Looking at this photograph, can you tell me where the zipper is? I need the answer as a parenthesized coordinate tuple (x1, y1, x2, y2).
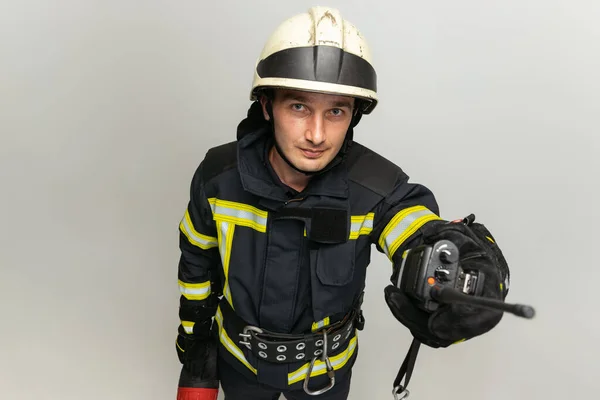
(284, 196, 305, 206)
(258, 213, 272, 326)
(288, 231, 307, 329)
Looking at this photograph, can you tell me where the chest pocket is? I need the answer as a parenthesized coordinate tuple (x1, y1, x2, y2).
(314, 240, 356, 287)
(309, 213, 374, 320)
(307, 209, 376, 320)
(310, 211, 374, 286)
(305, 207, 355, 286)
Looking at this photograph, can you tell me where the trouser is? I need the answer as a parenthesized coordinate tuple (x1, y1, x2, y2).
(218, 354, 353, 400)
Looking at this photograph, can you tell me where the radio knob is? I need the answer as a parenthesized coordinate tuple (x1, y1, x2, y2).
(439, 249, 458, 264)
(435, 268, 451, 282)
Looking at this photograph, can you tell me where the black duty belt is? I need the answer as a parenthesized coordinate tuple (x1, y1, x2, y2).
(219, 296, 365, 396)
(219, 298, 364, 365)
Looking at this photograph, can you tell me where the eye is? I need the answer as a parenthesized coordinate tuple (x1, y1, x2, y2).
(330, 108, 344, 117)
(291, 104, 305, 111)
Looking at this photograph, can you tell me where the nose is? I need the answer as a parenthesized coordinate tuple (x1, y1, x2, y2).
(305, 114, 325, 145)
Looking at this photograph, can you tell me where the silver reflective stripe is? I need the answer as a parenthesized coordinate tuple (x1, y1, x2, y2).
(380, 207, 439, 258)
(311, 318, 329, 332)
(178, 280, 211, 300)
(215, 308, 257, 374)
(181, 321, 194, 334)
(180, 210, 218, 249)
(224, 285, 232, 304)
(218, 221, 235, 308)
(288, 336, 358, 384)
(179, 281, 210, 296)
(209, 198, 268, 232)
(351, 217, 373, 232)
(350, 214, 374, 239)
(216, 207, 266, 226)
(314, 320, 327, 329)
(218, 221, 230, 265)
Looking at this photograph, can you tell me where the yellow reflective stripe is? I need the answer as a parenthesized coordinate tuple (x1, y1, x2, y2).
(181, 320, 195, 334)
(208, 198, 268, 233)
(378, 206, 442, 259)
(217, 221, 235, 309)
(215, 307, 257, 374)
(179, 209, 218, 250)
(178, 279, 211, 301)
(176, 338, 185, 352)
(288, 334, 358, 385)
(311, 317, 330, 332)
(349, 213, 374, 239)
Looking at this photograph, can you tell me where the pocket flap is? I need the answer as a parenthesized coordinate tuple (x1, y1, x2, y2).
(314, 240, 356, 287)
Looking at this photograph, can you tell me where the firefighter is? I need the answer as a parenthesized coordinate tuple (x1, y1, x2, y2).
(174, 6, 510, 400)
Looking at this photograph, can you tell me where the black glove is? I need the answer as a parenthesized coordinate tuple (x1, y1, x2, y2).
(176, 321, 219, 391)
(385, 214, 510, 348)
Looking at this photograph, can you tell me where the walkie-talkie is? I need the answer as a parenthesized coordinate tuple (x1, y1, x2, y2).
(395, 239, 535, 318)
(391, 236, 535, 400)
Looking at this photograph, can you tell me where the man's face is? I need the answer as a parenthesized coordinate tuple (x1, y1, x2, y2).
(260, 89, 355, 172)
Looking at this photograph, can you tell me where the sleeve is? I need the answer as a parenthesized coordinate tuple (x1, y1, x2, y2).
(370, 175, 443, 282)
(176, 162, 222, 340)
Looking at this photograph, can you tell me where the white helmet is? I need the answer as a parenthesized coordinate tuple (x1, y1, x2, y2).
(250, 6, 378, 114)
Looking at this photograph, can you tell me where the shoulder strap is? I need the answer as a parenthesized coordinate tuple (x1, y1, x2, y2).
(201, 141, 238, 184)
(346, 142, 409, 197)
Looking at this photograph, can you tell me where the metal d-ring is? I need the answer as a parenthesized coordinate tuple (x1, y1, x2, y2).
(238, 325, 263, 349)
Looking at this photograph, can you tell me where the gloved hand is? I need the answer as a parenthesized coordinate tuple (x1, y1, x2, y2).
(384, 214, 510, 348)
(176, 324, 219, 400)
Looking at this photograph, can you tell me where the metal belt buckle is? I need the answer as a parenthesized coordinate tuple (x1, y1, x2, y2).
(303, 331, 335, 396)
(238, 325, 263, 350)
(392, 386, 410, 400)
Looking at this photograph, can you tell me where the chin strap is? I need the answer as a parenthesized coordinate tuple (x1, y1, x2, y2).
(264, 100, 361, 177)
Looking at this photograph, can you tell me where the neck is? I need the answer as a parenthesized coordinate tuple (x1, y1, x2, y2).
(268, 145, 310, 193)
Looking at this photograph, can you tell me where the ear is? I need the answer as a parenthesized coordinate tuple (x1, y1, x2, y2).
(259, 95, 271, 121)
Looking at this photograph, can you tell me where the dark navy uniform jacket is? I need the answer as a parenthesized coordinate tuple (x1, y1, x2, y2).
(176, 104, 440, 390)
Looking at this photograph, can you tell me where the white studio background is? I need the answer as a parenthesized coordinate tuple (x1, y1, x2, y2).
(1, 1, 598, 399)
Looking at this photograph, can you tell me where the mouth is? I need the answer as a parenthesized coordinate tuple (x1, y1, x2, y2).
(300, 148, 325, 159)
